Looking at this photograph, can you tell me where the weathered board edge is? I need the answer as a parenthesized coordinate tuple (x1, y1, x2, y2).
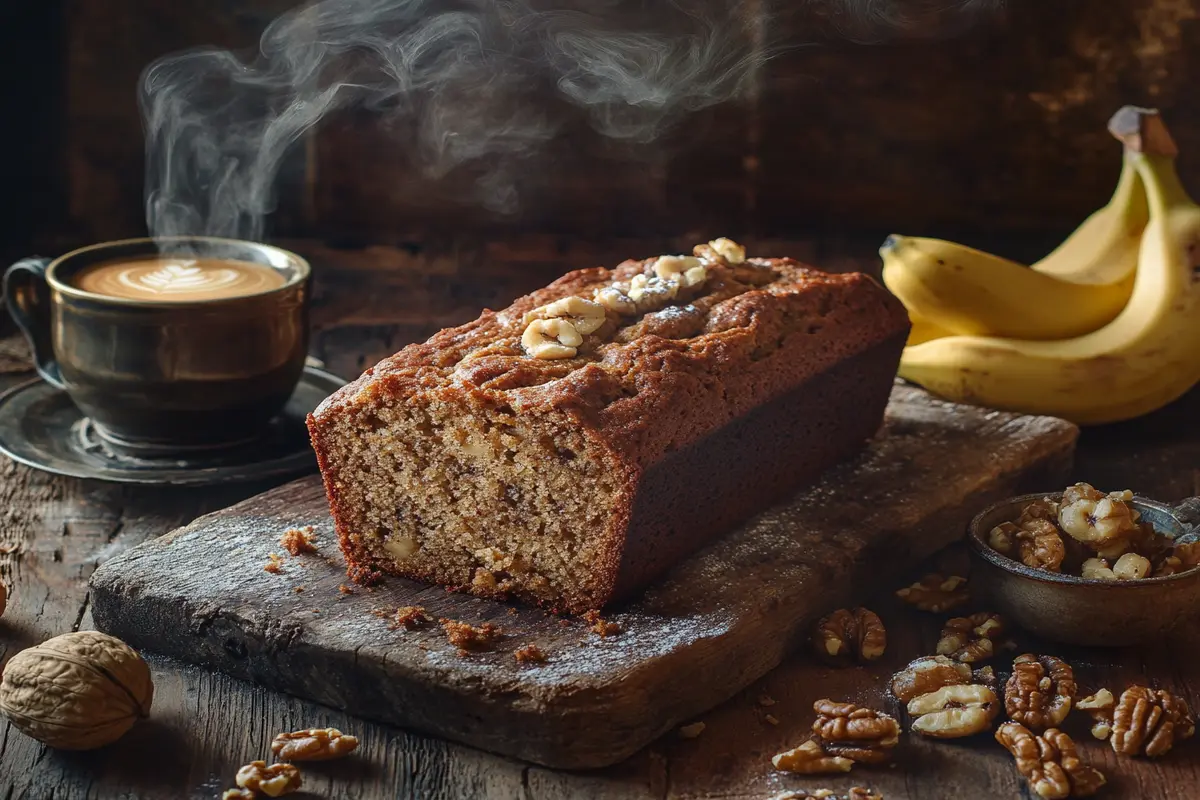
(90, 407, 1079, 768)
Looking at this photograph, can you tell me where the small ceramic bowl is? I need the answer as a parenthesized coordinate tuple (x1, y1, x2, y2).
(967, 492, 1200, 647)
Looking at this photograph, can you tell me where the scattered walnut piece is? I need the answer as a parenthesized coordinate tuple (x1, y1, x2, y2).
(391, 605, 432, 631)
(263, 553, 284, 574)
(583, 610, 621, 637)
(771, 739, 853, 774)
(271, 727, 359, 761)
(908, 684, 1000, 739)
(770, 789, 882, 800)
(813, 607, 886, 664)
(678, 721, 706, 739)
(1080, 558, 1117, 581)
(895, 573, 968, 612)
(996, 722, 1106, 799)
(279, 526, 317, 556)
(514, 644, 547, 664)
(440, 619, 501, 654)
(1111, 552, 1151, 580)
(222, 789, 256, 800)
(1016, 519, 1066, 572)
(936, 612, 1006, 663)
(1005, 654, 1076, 731)
(1076, 689, 1116, 740)
(764, 714, 780, 726)
(811, 699, 900, 765)
(759, 694, 777, 707)
(235, 761, 301, 797)
(1110, 685, 1196, 757)
(889, 655, 972, 703)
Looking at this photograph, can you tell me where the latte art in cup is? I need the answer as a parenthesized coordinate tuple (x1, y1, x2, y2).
(72, 256, 287, 302)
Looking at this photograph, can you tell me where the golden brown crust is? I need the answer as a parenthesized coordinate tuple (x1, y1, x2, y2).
(309, 249, 908, 611)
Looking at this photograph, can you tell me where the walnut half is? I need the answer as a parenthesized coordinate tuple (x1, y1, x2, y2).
(813, 608, 886, 664)
(996, 722, 1106, 799)
(771, 739, 853, 775)
(895, 573, 969, 612)
(937, 612, 1006, 663)
(1005, 654, 1077, 731)
(235, 761, 302, 798)
(271, 727, 359, 761)
(889, 655, 972, 703)
(908, 684, 1000, 738)
(811, 699, 900, 765)
(1110, 685, 1196, 757)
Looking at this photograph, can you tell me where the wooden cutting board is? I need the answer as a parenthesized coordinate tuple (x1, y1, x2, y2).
(90, 383, 1077, 770)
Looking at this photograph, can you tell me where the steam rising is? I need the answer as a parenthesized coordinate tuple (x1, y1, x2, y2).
(142, 0, 1002, 242)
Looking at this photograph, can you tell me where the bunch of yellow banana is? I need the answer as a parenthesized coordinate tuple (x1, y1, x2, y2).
(885, 106, 1200, 425)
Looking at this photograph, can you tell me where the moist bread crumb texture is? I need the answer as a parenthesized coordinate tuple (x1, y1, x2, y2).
(308, 241, 910, 613)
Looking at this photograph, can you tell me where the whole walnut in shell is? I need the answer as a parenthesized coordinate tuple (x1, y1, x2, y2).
(0, 631, 153, 750)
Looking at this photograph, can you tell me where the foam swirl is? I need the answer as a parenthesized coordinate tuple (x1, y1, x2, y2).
(73, 257, 286, 302)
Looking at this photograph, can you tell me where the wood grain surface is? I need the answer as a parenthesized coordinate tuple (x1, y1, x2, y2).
(88, 383, 1076, 769)
(7, 0, 1196, 255)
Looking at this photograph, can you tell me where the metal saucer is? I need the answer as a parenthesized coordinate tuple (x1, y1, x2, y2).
(0, 365, 345, 486)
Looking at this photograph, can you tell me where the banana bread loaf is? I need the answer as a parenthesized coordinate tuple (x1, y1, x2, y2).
(308, 239, 909, 613)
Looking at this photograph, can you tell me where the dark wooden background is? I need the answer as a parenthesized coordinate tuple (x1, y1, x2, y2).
(3, 0, 1200, 258)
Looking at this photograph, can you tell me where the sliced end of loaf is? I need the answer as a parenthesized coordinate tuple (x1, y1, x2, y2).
(310, 385, 630, 612)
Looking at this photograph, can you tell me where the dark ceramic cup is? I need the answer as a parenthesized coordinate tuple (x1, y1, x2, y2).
(3, 236, 310, 456)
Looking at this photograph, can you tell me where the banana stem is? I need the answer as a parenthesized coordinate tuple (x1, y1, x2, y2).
(1108, 106, 1178, 157)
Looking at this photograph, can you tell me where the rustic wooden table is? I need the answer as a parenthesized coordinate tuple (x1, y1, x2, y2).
(1, 238, 1199, 799)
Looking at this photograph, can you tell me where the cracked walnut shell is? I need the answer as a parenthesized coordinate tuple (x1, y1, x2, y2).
(889, 655, 972, 703)
(1004, 654, 1076, 731)
(1110, 685, 1195, 757)
(895, 573, 968, 612)
(908, 684, 1000, 738)
(0, 631, 153, 750)
(813, 608, 886, 664)
(936, 612, 1006, 663)
(771, 739, 853, 774)
(236, 761, 301, 797)
(271, 727, 359, 761)
(996, 722, 1106, 799)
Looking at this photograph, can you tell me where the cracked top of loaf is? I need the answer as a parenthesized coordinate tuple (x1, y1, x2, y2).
(313, 246, 909, 468)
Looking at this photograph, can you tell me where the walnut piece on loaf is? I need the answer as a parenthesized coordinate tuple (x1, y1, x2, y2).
(307, 239, 909, 614)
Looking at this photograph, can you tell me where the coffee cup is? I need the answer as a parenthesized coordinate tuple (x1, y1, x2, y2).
(3, 236, 310, 456)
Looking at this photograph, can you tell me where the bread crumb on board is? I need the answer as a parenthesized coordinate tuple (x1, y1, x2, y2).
(514, 644, 547, 663)
(392, 606, 433, 631)
(263, 553, 285, 574)
(441, 619, 501, 655)
(583, 610, 621, 637)
(678, 722, 706, 739)
(279, 526, 317, 556)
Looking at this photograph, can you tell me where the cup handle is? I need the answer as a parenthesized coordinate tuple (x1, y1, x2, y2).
(3, 257, 64, 389)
